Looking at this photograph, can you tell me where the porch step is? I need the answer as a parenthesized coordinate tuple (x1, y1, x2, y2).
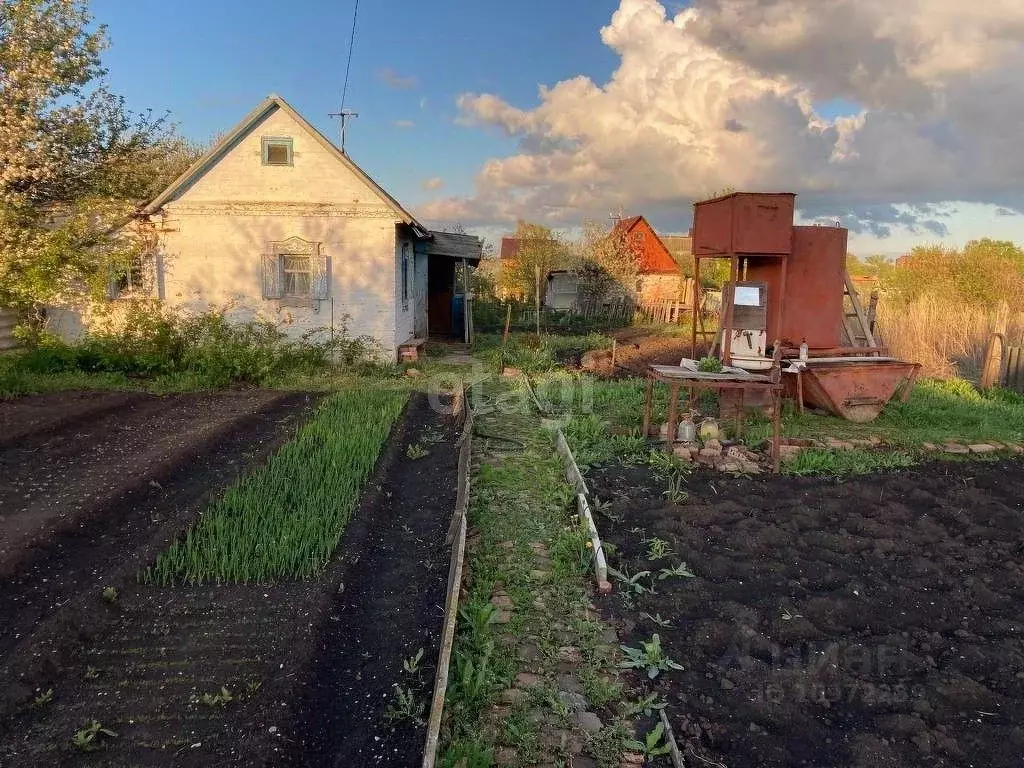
(398, 337, 427, 363)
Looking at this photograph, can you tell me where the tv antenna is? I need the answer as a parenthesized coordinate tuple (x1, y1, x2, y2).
(329, 109, 359, 153)
(331, 0, 361, 153)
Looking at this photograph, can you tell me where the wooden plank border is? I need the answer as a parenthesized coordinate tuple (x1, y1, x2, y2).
(423, 386, 473, 768)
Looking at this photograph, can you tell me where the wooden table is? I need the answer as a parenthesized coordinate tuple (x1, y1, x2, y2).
(641, 361, 784, 473)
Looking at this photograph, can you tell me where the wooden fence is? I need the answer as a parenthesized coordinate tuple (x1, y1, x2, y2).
(981, 332, 1024, 393)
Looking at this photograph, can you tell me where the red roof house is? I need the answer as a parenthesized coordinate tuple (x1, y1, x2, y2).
(613, 216, 679, 274)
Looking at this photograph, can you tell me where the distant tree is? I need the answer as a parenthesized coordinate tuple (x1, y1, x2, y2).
(572, 220, 639, 303)
(0, 0, 200, 309)
(496, 221, 571, 302)
(885, 240, 1024, 310)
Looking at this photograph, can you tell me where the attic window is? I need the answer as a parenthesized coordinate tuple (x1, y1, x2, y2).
(262, 137, 293, 166)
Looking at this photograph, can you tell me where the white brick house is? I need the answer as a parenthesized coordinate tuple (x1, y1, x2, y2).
(48, 94, 480, 360)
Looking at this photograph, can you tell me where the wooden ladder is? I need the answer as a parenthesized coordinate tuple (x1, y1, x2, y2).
(842, 272, 879, 350)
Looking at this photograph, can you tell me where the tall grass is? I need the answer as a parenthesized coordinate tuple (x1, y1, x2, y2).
(143, 389, 407, 585)
(877, 296, 1024, 380)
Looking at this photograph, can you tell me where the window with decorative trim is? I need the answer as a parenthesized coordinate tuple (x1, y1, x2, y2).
(106, 252, 154, 300)
(262, 237, 329, 305)
(401, 242, 410, 310)
(262, 136, 293, 166)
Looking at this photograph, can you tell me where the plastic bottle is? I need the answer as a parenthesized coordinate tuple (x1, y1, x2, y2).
(677, 413, 697, 443)
(799, 338, 809, 362)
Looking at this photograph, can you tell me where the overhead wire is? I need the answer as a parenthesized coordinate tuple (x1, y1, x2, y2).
(340, 0, 361, 113)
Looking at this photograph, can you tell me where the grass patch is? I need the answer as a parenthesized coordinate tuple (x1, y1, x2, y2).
(547, 374, 1023, 478)
(782, 448, 915, 477)
(142, 389, 407, 584)
(472, 332, 612, 373)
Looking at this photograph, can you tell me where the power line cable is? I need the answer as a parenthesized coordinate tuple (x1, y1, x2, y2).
(340, 0, 361, 113)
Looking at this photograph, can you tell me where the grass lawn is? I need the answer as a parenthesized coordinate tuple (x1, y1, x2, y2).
(529, 371, 1024, 477)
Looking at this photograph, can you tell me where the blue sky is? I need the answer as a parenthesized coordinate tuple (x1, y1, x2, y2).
(93, 0, 620, 204)
(92, 0, 1024, 257)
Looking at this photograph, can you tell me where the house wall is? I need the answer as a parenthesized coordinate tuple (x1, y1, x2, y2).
(156, 213, 398, 356)
(637, 274, 683, 302)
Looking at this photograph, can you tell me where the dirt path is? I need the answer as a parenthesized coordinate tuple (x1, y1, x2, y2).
(0, 391, 456, 767)
(582, 329, 712, 377)
(592, 458, 1024, 768)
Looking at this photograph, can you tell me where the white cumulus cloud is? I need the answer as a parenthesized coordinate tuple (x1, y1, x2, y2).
(422, 177, 445, 191)
(420, 0, 1024, 237)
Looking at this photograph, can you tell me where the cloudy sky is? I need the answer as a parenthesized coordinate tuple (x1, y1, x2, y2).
(96, 0, 1024, 255)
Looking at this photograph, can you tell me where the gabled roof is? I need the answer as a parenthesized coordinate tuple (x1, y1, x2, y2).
(612, 215, 678, 274)
(142, 94, 426, 234)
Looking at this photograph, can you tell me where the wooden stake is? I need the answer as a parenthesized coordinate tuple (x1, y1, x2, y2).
(534, 265, 541, 337)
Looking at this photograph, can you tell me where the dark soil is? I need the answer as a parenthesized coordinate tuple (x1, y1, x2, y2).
(581, 329, 712, 377)
(0, 390, 457, 767)
(591, 459, 1024, 768)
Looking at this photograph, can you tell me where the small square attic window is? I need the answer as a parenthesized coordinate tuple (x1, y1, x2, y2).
(262, 137, 293, 166)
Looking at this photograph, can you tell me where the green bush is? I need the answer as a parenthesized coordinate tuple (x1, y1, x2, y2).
(12, 304, 375, 388)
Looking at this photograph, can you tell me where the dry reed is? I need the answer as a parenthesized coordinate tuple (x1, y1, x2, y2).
(876, 297, 1024, 380)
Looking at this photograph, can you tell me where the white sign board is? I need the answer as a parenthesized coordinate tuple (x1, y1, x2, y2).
(734, 286, 761, 306)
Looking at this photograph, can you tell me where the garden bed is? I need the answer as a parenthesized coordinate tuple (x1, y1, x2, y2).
(591, 458, 1024, 768)
(0, 390, 458, 766)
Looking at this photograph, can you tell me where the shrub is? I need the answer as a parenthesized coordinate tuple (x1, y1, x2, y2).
(12, 304, 374, 387)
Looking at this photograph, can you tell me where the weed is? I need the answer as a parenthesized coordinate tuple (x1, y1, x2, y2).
(101, 586, 118, 603)
(607, 565, 655, 596)
(640, 611, 673, 628)
(406, 442, 429, 460)
(590, 496, 622, 522)
(246, 679, 262, 694)
(625, 721, 672, 758)
(580, 665, 623, 709)
(439, 738, 493, 768)
(197, 687, 234, 707)
(645, 537, 672, 561)
(458, 600, 498, 653)
(658, 562, 697, 580)
(452, 647, 494, 709)
(403, 648, 425, 675)
(623, 693, 667, 719)
(31, 688, 53, 708)
(84, 667, 100, 680)
(647, 450, 690, 477)
(385, 684, 425, 724)
(71, 720, 117, 752)
(588, 721, 635, 768)
(620, 634, 683, 679)
(663, 471, 690, 504)
(780, 606, 804, 621)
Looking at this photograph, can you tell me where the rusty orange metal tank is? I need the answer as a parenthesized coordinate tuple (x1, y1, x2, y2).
(692, 192, 796, 256)
(788, 358, 923, 422)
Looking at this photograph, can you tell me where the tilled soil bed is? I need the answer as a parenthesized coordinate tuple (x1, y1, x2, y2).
(0, 389, 457, 766)
(591, 458, 1024, 768)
